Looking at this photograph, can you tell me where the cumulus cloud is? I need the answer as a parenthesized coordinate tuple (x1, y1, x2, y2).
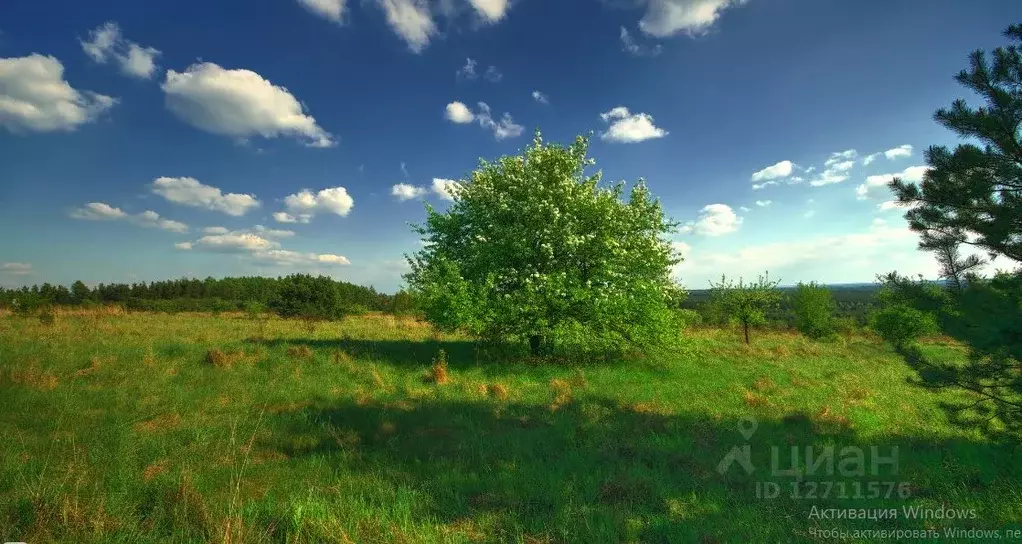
(252, 225, 296, 238)
(392, 183, 428, 201)
(599, 106, 668, 143)
(70, 202, 128, 220)
(194, 233, 277, 252)
(71, 202, 187, 232)
(376, 0, 436, 53)
(863, 153, 880, 166)
(162, 62, 335, 147)
(446, 101, 522, 139)
(750, 160, 794, 182)
(0, 54, 116, 133)
(445, 101, 475, 123)
(678, 204, 742, 236)
(175, 242, 193, 250)
(531, 90, 549, 104)
(280, 187, 354, 222)
(80, 22, 161, 79)
(432, 178, 461, 201)
(638, 0, 749, 37)
(134, 210, 189, 233)
(751, 181, 779, 190)
(468, 0, 510, 22)
(755, 200, 771, 207)
(884, 144, 913, 160)
(809, 150, 859, 186)
(1, 262, 32, 275)
(252, 249, 351, 266)
(297, 0, 347, 22)
(855, 165, 930, 201)
(151, 176, 260, 216)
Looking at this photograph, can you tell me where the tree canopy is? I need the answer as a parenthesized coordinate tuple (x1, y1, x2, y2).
(404, 132, 684, 355)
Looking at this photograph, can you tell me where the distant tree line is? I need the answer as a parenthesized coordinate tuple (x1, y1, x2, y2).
(681, 283, 879, 327)
(0, 275, 417, 316)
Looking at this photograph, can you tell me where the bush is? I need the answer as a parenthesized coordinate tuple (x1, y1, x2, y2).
(869, 305, 938, 348)
(675, 308, 702, 328)
(791, 282, 836, 339)
(270, 274, 344, 322)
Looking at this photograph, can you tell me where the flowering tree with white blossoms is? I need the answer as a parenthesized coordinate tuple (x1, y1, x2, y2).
(404, 132, 684, 356)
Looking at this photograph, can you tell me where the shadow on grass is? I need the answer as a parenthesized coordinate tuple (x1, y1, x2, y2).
(264, 396, 1021, 542)
(253, 337, 666, 374)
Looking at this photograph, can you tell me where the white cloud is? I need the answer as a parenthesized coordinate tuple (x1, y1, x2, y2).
(863, 153, 880, 166)
(755, 200, 771, 207)
(297, 0, 347, 22)
(456, 58, 477, 79)
(71, 202, 128, 220)
(599, 106, 668, 143)
(532, 90, 549, 104)
(679, 203, 742, 236)
(151, 176, 260, 216)
(751, 181, 779, 190)
(674, 218, 929, 287)
(175, 242, 193, 250)
(252, 225, 296, 238)
(476, 102, 523, 140)
(809, 150, 859, 186)
(824, 149, 857, 166)
(467, 0, 510, 22)
(375, 0, 436, 53)
(282, 187, 354, 220)
(483, 65, 503, 83)
(195, 233, 277, 252)
(855, 165, 930, 201)
(445, 101, 475, 123)
(252, 249, 351, 266)
(638, 0, 748, 37)
(620, 26, 663, 56)
(750, 160, 793, 182)
(273, 212, 307, 224)
(884, 144, 913, 160)
(71, 203, 187, 232)
(0, 54, 116, 133)
(1, 263, 32, 275)
(878, 200, 922, 212)
(392, 183, 428, 201)
(739, 206, 751, 212)
(80, 22, 161, 79)
(203, 226, 230, 234)
(133, 210, 189, 233)
(432, 178, 461, 201)
(162, 62, 335, 147)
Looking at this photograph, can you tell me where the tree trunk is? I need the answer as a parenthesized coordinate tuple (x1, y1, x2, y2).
(743, 320, 750, 345)
(529, 334, 543, 356)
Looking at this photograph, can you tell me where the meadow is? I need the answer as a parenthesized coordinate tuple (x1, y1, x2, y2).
(2, 309, 1020, 542)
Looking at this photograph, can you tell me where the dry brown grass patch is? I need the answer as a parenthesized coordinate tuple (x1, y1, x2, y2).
(7, 363, 59, 391)
(424, 348, 449, 384)
(549, 379, 573, 412)
(143, 459, 169, 482)
(752, 376, 777, 393)
(813, 406, 850, 433)
(205, 348, 245, 368)
(743, 389, 769, 408)
(489, 383, 510, 400)
(286, 345, 314, 359)
(73, 356, 103, 377)
(134, 413, 182, 434)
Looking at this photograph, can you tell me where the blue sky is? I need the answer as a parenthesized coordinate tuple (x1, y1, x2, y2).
(1, 0, 1019, 291)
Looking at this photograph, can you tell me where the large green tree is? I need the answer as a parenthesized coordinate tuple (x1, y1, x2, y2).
(405, 132, 684, 355)
(889, 24, 1022, 261)
(886, 24, 1022, 434)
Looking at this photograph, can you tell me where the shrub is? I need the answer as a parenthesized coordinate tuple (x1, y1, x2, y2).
(675, 308, 702, 328)
(38, 306, 56, 326)
(425, 349, 449, 384)
(869, 305, 938, 348)
(791, 282, 836, 339)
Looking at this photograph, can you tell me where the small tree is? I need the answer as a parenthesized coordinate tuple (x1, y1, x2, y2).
(405, 132, 684, 356)
(268, 274, 343, 332)
(708, 273, 782, 344)
(790, 282, 836, 339)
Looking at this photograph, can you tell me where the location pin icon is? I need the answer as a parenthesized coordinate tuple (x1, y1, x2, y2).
(739, 416, 758, 440)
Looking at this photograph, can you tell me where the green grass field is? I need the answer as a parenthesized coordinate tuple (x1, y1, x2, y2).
(2, 310, 1020, 542)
